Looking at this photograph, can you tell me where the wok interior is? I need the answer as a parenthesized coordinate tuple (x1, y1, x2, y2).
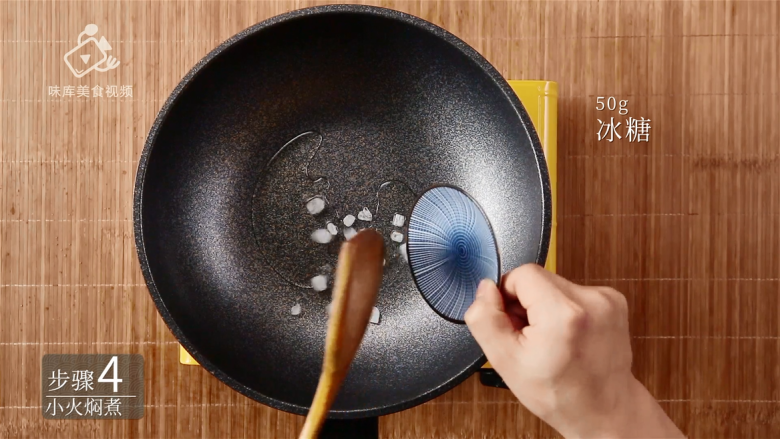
(139, 8, 545, 416)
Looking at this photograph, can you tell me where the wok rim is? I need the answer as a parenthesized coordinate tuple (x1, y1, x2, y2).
(133, 4, 552, 419)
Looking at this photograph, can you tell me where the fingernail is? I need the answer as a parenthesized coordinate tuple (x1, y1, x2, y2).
(476, 279, 492, 297)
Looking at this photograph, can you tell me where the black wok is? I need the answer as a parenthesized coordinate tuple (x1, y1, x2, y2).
(134, 4, 551, 437)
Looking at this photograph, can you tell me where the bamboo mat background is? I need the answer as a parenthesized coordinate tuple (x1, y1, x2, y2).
(1, 0, 779, 437)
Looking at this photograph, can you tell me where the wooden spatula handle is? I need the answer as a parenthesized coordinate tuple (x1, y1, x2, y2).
(299, 229, 385, 439)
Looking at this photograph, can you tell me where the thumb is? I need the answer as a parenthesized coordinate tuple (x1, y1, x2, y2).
(464, 279, 521, 369)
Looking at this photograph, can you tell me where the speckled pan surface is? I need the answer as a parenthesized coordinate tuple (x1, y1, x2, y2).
(134, 4, 551, 418)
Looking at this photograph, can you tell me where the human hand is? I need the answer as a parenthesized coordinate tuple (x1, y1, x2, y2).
(464, 264, 684, 439)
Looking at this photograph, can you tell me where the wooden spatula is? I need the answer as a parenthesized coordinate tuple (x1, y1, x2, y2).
(298, 229, 385, 439)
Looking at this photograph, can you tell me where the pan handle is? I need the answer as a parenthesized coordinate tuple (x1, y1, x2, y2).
(479, 369, 509, 389)
(319, 417, 378, 439)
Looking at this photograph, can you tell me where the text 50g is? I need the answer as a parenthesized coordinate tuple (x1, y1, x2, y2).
(596, 97, 628, 115)
(595, 97, 651, 143)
